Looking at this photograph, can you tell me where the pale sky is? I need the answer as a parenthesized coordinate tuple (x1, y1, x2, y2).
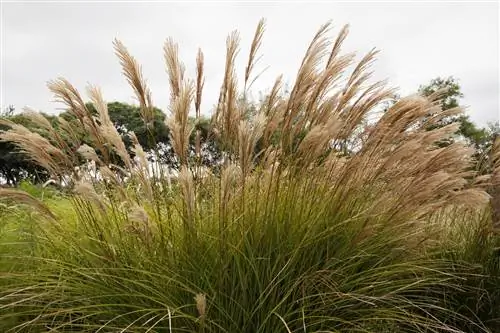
(1, 1, 499, 126)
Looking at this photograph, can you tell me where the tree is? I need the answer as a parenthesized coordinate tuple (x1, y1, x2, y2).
(0, 109, 53, 185)
(95, 102, 222, 170)
(419, 76, 462, 111)
(418, 76, 498, 167)
(0, 101, 224, 185)
(91, 102, 170, 150)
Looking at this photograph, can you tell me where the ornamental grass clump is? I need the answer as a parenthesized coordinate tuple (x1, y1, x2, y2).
(0, 18, 498, 332)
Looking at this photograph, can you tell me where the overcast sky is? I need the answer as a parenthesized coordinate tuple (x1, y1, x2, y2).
(1, 1, 499, 126)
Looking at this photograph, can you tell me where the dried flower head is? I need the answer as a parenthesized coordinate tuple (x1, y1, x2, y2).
(194, 293, 206, 319)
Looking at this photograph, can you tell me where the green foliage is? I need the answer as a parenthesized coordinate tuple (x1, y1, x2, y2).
(82, 101, 170, 150)
(0, 112, 51, 185)
(0, 102, 223, 184)
(419, 76, 463, 111)
(417, 77, 499, 171)
(3, 179, 498, 332)
(432, 209, 500, 331)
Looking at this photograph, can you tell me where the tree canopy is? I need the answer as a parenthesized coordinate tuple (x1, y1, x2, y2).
(418, 76, 498, 173)
(0, 109, 54, 185)
(0, 102, 220, 185)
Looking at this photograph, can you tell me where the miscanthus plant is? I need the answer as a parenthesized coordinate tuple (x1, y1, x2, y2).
(1, 19, 499, 332)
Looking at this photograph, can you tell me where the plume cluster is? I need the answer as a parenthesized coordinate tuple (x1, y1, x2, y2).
(0, 18, 490, 230)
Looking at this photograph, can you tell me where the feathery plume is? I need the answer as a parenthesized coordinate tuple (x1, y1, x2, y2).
(113, 39, 154, 125)
(164, 38, 186, 101)
(77, 144, 101, 164)
(165, 81, 194, 166)
(0, 188, 57, 221)
(87, 85, 133, 170)
(179, 166, 196, 235)
(195, 48, 205, 118)
(0, 120, 73, 177)
(48, 78, 109, 163)
(214, 30, 240, 150)
(238, 112, 267, 176)
(74, 181, 107, 213)
(244, 18, 266, 91)
(194, 293, 207, 319)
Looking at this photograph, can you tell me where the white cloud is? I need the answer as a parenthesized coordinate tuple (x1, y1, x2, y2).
(1, 1, 498, 126)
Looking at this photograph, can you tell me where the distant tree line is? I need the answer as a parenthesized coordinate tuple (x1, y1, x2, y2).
(1, 77, 498, 186)
(0, 101, 220, 185)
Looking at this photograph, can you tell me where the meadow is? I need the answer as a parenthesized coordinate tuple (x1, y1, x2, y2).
(0, 20, 499, 332)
